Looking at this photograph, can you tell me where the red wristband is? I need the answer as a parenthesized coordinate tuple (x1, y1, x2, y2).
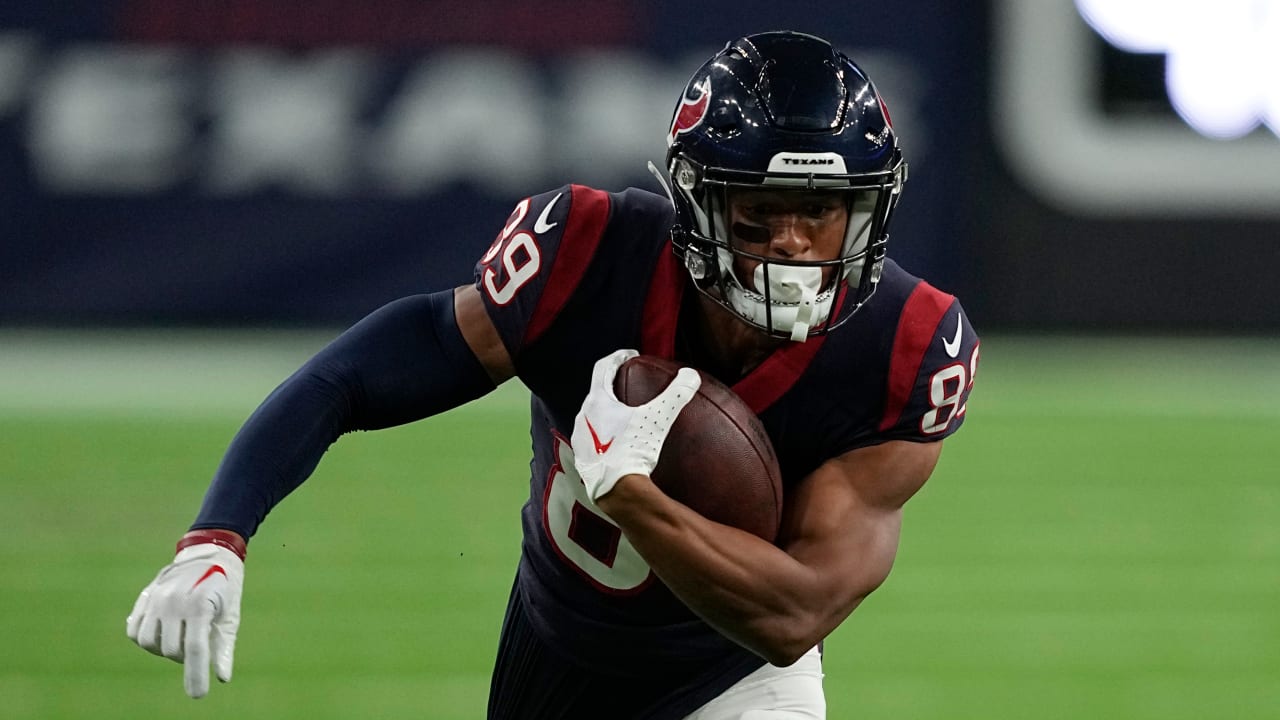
(176, 529, 247, 560)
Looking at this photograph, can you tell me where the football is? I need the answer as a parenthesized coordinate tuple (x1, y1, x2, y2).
(613, 355, 784, 542)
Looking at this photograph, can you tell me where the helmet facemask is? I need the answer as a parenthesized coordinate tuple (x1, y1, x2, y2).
(670, 154, 904, 342)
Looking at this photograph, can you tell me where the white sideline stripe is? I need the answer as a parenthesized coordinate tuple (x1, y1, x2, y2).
(0, 331, 1277, 419)
(0, 329, 531, 418)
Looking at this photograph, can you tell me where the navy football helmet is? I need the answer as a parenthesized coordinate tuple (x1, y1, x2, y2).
(664, 31, 906, 341)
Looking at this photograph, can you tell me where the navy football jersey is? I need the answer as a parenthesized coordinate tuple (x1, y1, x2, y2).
(474, 184, 978, 694)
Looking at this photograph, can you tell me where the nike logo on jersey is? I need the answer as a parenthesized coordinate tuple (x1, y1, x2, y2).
(585, 418, 613, 454)
(942, 313, 963, 358)
(190, 564, 226, 591)
(533, 192, 562, 234)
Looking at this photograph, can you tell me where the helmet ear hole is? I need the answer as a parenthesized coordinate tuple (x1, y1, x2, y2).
(707, 105, 740, 137)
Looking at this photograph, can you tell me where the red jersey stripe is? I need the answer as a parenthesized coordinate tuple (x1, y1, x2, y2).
(731, 281, 849, 414)
(879, 282, 955, 431)
(640, 240, 684, 359)
(524, 185, 612, 346)
(732, 333, 827, 415)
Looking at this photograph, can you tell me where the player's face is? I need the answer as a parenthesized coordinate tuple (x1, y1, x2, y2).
(725, 189, 849, 291)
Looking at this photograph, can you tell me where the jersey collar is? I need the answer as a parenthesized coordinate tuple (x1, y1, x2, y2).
(641, 240, 828, 415)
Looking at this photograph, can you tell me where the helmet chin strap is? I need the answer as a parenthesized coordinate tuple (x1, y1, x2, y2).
(722, 257, 833, 342)
(647, 160, 676, 206)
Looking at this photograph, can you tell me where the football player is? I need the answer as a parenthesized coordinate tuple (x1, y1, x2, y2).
(126, 31, 979, 718)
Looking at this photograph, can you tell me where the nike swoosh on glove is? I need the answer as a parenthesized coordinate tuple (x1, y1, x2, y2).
(571, 348, 701, 501)
(126, 543, 244, 698)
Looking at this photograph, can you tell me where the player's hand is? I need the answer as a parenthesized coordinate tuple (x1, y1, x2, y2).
(572, 349, 701, 501)
(126, 540, 245, 698)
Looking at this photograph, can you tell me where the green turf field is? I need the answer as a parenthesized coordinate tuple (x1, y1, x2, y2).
(1, 331, 1276, 719)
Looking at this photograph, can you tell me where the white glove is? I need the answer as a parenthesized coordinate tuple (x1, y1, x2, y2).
(571, 349, 701, 501)
(126, 542, 244, 698)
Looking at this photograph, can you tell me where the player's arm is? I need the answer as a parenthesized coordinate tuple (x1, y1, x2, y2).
(188, 286, 511, 538)
(168, 285, 512, 548)
(598, 438, 940, 667)
(570, 349, 942, 666)
(453, 284, 516, 383)
(126, 284, 513, 698)
(615, 291, 978, 664)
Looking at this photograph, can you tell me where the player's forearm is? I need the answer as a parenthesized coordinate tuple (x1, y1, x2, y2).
(191, 291, 496, 539)
(190, 363, 357, 538)
(598, 475, 851, 666)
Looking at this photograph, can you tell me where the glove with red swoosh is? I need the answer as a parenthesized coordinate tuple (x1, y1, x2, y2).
(571, 348, 701, 502)
(126, 531, 245, 698)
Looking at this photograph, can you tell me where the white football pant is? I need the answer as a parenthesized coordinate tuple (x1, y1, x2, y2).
(683, 646, 825, 719)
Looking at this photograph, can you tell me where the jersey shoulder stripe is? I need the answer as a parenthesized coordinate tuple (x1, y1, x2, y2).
(524, 185, 612, 346)
(879, 281, 956, 432)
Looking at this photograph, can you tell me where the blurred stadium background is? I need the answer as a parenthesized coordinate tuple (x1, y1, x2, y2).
(1, 1, 1277, 718)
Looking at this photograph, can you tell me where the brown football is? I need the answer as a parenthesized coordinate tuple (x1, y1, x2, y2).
(613, 355, 784, 542)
